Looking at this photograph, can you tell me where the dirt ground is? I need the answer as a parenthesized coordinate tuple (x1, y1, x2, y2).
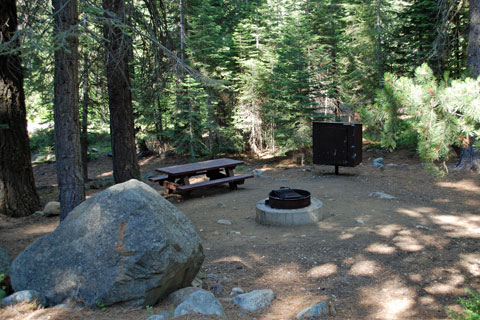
(1, 147, 479, 320)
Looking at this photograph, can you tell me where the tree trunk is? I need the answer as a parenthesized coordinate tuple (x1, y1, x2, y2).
(456, 0, 480, 171)
(103, 0, 140, 183)
(52, 0, 85, 220)
(0, 0, 41, 217)
(455, 138, 480, 171)
(467, 0, 480, 78)
(81, 50, 89, 183)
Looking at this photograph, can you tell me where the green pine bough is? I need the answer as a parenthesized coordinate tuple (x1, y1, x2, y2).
(372, 63, 480, 175)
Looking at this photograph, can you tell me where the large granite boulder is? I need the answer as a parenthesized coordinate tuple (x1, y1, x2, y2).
(10, 179, 204, 308)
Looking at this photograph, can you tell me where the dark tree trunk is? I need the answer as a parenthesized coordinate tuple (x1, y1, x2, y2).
(81, 50, 89, 183)
(467, 0, 480, 78)
(455, 137, 480, 171)
(456, 0, 480, 171)
(0, 0, 41, 217)
(103, 0, 140, 183)
(52, 0, 85, 220)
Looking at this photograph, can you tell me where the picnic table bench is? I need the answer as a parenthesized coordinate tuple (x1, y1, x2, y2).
(149, 158, 253, 196)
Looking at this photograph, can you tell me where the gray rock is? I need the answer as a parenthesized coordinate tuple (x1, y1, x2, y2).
(53, 303, 74, 310)
(191, 276, 202, 288)
(369, 191, 396, 200)
(373, 157, 384, 167)
(386, 163, 398, 167)
(168, 286, 203, 306)
(296, 301, 336, 319)
(233, 289, 274, 311)
(0, 248, 10, 276)
(43, 201, 60, 217)
(230, 287, 244, 296)
(146, 311, 171, 320)
(2, 290, 46, 307)
(11, 179, 204, 308)
(173, 290, 225, 318)
(216, 202, 226, 208)
(217, 219, 232, 225)
(32, 211, 44, 217)
(253, 170, 265, 177)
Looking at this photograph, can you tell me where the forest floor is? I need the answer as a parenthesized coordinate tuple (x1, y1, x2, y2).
(1, 147, 480, 320)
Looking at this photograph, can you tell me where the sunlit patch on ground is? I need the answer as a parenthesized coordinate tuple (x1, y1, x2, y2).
(349, 259, 383, 276)
(338, 232, 355, 240)
(393, 231, 424, 251)
(432, 214, 480, 238)
(364, 242, 396, 254)
(360, 278, 417, 319)
(374, 224, 403, 238)
(424, 273, 465, 295)
(458, 253, 480, 276)
(307, 263, 337, 278)
(437, 179, 480, 194)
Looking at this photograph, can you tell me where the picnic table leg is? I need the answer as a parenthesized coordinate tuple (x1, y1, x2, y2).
(225, 168, 238, 189)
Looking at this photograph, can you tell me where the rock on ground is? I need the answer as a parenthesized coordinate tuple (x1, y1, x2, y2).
(233, 289, 275, 311)
(173, 289, 225, 318)
(146, 311, 171, 320)
(43, 201, 60, 217)
(373, 157, 384, 167)
(10, 179, 204, 308)
(167, 286, 203, 306)
(296, 301, 336, 319)
(2, 290, 46, 307)
(369, 191, 396, 200)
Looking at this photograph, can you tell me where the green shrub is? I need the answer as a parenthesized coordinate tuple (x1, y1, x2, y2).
(447, 289, 480, 320)
(372, 64, 480, 174)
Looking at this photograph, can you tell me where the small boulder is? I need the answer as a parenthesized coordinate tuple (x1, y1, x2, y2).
(233, 289, 274, 311)
(146, 311, 171, 320)
(32, 211, 44, 217)
(296, 301, 336, 319)
(253, 170, 265, 177)
(168, 286, 203, 306)
(173, 290, 225, 318)
(230, 287, 244, 296)
(217, 219, 232, 225)
(369, 192, 396, 200)
(11, 179, 204, 308)
(373, 157, 384, 167)
(43, 201, 60, 217)
(2, 290, 46, 307)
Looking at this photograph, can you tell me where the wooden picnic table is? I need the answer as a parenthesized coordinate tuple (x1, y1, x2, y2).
(150, 158, 253, 196)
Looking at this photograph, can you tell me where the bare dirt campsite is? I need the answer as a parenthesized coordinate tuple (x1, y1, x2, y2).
(1, 147, 479, 320)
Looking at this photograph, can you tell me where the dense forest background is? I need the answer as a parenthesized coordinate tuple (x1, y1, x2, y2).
(18, 0, 475, 156)
(1, 0, 480, 217)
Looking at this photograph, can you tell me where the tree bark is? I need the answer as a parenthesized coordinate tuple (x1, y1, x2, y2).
(467, 0, 480, 78)
(103, 0, 140, 183)
(456, 0, 480, 171)
(52, 0, 85, 220)
(0, 0, 41, 217)
(81, 50, 89, 183)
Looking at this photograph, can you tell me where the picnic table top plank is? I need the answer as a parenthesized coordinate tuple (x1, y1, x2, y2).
(155, 158, 244, 177)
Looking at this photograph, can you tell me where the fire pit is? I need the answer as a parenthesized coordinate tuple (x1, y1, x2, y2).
(267, 188, 311, 209)
(256, 188, 323, 227)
